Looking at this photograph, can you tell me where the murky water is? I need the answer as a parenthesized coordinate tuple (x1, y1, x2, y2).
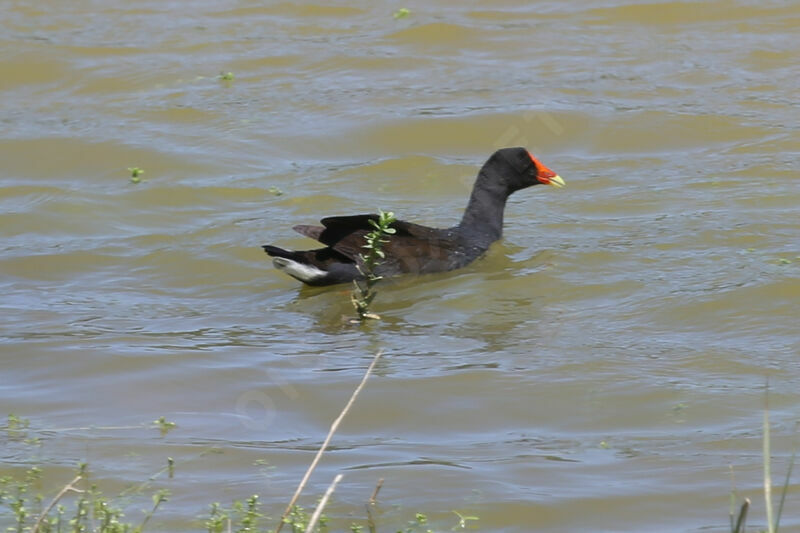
(2, 1, 799, 531)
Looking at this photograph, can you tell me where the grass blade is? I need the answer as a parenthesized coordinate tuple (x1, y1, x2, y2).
(733, 498, 750, 533)
(763, 396, 774, 533)
(774, 423, 798, 533)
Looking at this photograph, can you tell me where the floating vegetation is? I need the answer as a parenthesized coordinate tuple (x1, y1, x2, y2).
(351, 210, 396, 321)
(128, 167, 145, 184)
(152, 416, 176, 436)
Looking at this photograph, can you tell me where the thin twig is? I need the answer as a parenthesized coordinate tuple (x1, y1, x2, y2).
(369, 478, 384, 504)
(733, 498, 750, 533)
(304, 473, 343, 533)
(32, 475, 84, 533)
(275, 350, 383, 533)
(366, 502, 377, 533)
(366, 477, 384, 533)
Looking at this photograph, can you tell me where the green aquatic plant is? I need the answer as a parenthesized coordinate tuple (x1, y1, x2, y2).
(393, 7, 411, 19)
(235, 495, 263, 532)
(152, 416, 176, 436)
(205, 501, 228, 533)
(206, 495, 264, 533)
(452, 510, 479, 529)
(4, 413, 40, 447)
(6, 413, 30, 440)
(281, 504, 329, 533)
(139, 489, 170, 531)
(400, 512, 432, 533)
(128, 167, 145, 184)
(0, 461, 173, 533)
(351, 210, 396, 321)
(0, 412, 490, 532)
(760, 394, 796, 533)
(728, 389, 797, 533)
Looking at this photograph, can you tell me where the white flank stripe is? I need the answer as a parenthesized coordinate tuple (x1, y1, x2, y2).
(273, 257, 327, 283)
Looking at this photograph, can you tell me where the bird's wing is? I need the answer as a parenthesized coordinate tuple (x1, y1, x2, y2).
(296, 214, 463, 274)
(316, 214, 441, 243)
(292, 224, 325, 241)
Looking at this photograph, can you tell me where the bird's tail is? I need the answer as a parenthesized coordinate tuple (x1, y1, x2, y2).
(262, 245, 301, 260)
(262, 245, 330, 284)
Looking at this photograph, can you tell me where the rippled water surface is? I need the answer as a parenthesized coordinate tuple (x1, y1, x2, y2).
(2, 1, 799, 531)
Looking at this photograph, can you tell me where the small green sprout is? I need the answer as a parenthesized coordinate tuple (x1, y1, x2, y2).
(393, 7, 411, 19)
(139, 489, 170, 531)
(452, 510, 479, 530)
(7, 413, 29, 431)
(152, 416, 176, 436)
(219, 71, 235, 81)
(351, 209, 396, 321)
(128, 167, 144, 183)
(236, 495, 262, 531)
(205, 502, 228, 533)
(6, 413, 31, 440)
(282, 504, 325, 532)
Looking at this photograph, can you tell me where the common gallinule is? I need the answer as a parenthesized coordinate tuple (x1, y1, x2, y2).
(263, 147, 564, 286)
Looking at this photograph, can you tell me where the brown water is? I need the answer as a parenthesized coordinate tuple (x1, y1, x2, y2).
(2, 1, 799, 531)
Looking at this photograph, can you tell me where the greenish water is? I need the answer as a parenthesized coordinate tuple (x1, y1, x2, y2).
(1, 1, 799, 531)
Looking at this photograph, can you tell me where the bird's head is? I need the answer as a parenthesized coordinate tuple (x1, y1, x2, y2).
(490, 147, 565, 192)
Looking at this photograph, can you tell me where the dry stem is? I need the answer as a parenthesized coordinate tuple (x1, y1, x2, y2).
(32, 475, 84, 533)
(369, 478, 384, 504)
(304, 473, 343, 533)
(275, 350, 383, 533)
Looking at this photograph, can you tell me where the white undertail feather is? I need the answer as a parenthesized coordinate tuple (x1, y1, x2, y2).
(272, 257, 327, 283)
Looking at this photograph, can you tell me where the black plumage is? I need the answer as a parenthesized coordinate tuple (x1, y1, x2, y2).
(263, 147, 564, 286)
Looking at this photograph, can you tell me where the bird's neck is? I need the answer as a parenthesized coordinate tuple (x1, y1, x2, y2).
(457, 170, 510, 245)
